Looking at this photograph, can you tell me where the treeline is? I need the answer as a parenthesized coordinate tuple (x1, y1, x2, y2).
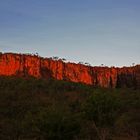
(0, 76, 140, 140)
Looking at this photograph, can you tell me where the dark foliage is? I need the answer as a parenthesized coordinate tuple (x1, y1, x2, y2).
(0, 76, 140, 140)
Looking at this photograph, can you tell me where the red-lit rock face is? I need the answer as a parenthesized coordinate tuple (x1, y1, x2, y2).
(0, 53, 140, 88)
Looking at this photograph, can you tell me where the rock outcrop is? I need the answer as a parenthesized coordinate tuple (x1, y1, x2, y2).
(0, 52, 140, 88)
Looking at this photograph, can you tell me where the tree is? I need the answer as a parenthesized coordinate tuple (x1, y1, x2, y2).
(78, 62, 84, 65)
(36, 109, 80, 140)
(53, 56, 59, 60)
(132, 63, 135, 66)
(62, 58, 66, 61)
(35, 52, 39, 56)
(83, 92, 120, 140)
(85, 62, 91, 66)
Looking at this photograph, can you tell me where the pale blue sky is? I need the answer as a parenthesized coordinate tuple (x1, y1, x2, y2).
(0, 0, 140, 66)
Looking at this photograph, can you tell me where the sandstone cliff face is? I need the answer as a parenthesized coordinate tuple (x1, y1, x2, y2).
(0, 53, 139, 88)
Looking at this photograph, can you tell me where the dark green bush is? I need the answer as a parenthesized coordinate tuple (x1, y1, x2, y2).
(83, 91, 120, 127)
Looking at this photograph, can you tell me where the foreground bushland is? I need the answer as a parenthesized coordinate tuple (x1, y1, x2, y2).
(0, 76, 140, 140)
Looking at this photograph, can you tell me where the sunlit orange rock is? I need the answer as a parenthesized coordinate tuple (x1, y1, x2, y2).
(0, 52, 139, 88)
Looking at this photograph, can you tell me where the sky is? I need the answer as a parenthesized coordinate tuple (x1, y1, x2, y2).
(0, 0, 140, 67)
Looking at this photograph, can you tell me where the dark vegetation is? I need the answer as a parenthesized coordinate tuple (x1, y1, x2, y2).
(0, 76, 140, 140)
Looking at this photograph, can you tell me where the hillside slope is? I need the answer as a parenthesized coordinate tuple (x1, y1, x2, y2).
(0, 76, 140, 140)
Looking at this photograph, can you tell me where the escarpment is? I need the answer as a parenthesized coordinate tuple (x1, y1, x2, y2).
(0, 53, 139, 88)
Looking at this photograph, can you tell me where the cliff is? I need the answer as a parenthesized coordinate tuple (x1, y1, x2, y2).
(0, 52, 140, 88)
